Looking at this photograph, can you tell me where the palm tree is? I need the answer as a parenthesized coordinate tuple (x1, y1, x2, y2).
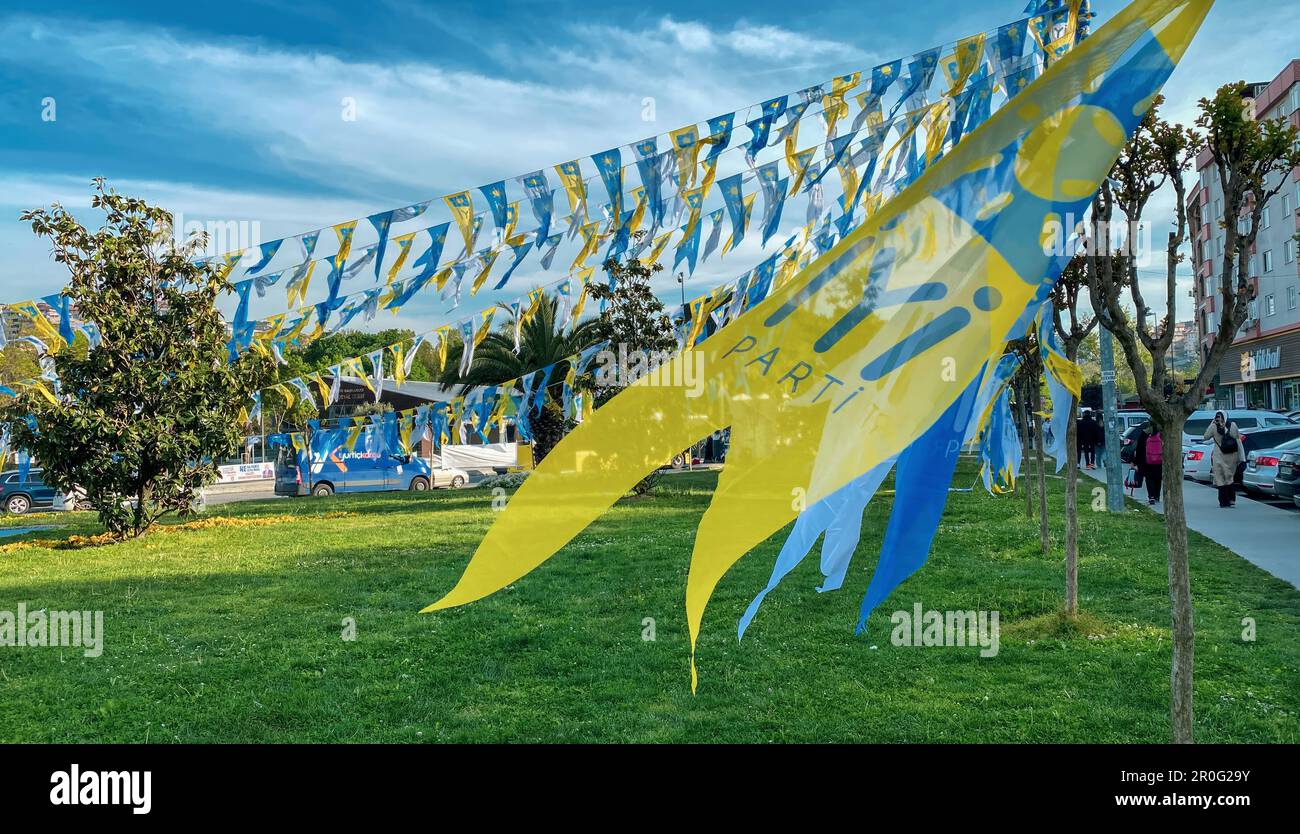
(438, 292, 602, 460)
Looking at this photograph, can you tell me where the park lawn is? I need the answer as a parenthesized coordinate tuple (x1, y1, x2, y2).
(0, 463, 1296, 743)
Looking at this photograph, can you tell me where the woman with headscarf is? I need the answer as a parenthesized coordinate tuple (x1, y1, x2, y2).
(1203, 411, 1241, 508)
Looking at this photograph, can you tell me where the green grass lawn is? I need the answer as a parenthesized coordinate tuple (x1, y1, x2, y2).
(0, 462, 1296, 743)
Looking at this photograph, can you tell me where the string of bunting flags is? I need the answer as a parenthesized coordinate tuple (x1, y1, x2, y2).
(0, 0, 1091, 372)
(2, 0, 1094, 496)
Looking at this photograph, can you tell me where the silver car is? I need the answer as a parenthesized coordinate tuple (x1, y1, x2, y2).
(1182, 440, 1215, 482)
(1242, 437, 1300, 495)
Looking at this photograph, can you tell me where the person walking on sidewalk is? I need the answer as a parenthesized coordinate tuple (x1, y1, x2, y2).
(1077, 410, 1102, 470)
(1204, 411, 1241, 508)
(1139, 423, 1163, 505)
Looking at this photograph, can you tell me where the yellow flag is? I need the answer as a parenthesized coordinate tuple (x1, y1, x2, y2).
(333, 220, 358, 265)
(444, 191, 477, 254)
(647, 231, 673, 266)
(386, 232, 418, 285)
(554, 161, 588, 219)
(669, 125, 701, 189)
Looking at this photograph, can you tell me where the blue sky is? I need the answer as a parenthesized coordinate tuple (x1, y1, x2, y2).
(0, 0, 1295, 329)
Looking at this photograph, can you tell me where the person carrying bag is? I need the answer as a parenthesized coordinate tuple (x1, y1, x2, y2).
(1203, 411, 1241, 508)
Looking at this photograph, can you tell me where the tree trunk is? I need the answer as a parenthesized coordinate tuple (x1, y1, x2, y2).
(1064, 393, 1079, 617)
(1159, 425, 1195, 743)
(1032, 384, 1050, 555)
(1016, 384, 1033, 521)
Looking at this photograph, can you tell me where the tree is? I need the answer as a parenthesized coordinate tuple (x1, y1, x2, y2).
(1086, 88, 1300, 743)
(0, 180, 275, 538)
(0, 342, 42, 388)
(587, 235, 680, 495)
(296, 327, 442, 382)
(438, 292, 602, 462)
(1008, 334, 1049, 553)
(1052, 255, 1100, 616)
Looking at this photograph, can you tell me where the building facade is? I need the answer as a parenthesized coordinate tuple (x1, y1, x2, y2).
(1189, 60, 1300, 412)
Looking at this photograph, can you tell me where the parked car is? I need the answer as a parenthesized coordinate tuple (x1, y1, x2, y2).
(1116, 411, 1151, 433)
(1118, 424, 1147, 464)
(1242, 437, 1300, 495)
(1272, 451, 1300, 502)
(1183, 425, 1300, 483)
(1181, 409, 1296, 446)
(0, 469, 58, 514)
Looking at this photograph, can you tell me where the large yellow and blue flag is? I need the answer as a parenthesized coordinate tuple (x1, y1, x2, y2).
(425, 0, 1212, 688)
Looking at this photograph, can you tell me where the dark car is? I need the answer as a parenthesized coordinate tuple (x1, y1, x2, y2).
(1118, 425, 1147, 464)
(1274, 451, 1300, 502)
(0, 469, 59, 515)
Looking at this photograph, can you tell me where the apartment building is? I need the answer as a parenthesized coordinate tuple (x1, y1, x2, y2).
(1189, 60, 1300, 411)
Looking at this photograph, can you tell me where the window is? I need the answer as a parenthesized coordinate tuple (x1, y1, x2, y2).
(1249, 255, 1258, 276)
(1265, 294, 1276, 316)
(1215, 198, 1223, 218)
(1287, 241, 1296, 265)
(1236, 418, 1260, 429)
(1218, 236, 1224, 255)
(1201, 202, 1210, 226)
(1284, 193, 1293, 216)
(1290, 286, 1298, 310)
(1249, 299, 1259, 319)
(1263, 250, 1274, 273)
(1262, 206, 1271, 228)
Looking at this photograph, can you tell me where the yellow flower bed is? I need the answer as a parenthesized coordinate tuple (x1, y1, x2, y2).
(0, 512, 355, 554)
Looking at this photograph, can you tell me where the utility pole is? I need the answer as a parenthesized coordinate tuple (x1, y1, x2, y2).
(1099, 326, 1124, 512)
(677, 271, 691, 472)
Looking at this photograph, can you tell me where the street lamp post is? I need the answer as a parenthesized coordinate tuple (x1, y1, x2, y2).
(676, 272, 691, 472)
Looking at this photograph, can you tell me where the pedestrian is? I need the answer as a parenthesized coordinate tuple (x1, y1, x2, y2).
(1139, 421, 1163, 505)
(1203, 411, 1241, 508)
(1077, 410, 1101, 470)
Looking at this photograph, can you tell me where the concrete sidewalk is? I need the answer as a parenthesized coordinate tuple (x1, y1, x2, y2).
(1081, 465, 1299, 589)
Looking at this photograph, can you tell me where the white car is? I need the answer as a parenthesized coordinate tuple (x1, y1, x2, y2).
(1184, 425, 1300, 484)
(431, 467, 470, 489)
(1182, 441, 1215, 482)
(1181, 409, 1296, 447)
(1242, 437, 1300, 495)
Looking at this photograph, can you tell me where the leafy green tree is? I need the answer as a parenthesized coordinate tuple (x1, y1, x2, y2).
(586, 238, 681, 494)
(0, 342, 41, 387)
(0, 180, 275, 538)
(439, 292, 602, 461)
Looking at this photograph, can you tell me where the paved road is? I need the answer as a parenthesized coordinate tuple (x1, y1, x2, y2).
(199, 470, 497, 507)
(203, 483, 279, 506)
(1082, 465, 1299, 589)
